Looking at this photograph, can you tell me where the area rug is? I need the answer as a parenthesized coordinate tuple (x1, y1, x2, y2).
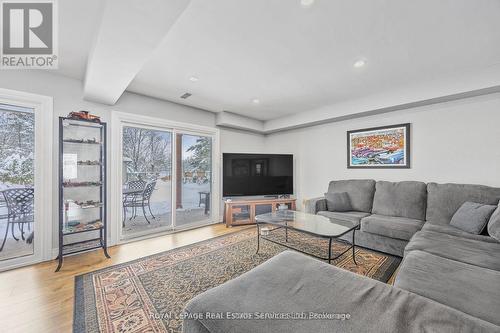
(74, 228, 401, 333)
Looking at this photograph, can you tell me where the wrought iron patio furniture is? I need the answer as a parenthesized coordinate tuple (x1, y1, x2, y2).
(123, 180, 157, 225)
(0, 188, 34, 251)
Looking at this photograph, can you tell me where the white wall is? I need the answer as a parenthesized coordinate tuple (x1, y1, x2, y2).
(219, 128, 266, 153)
(0, 71, 265, 252)
(264, 92, 500, 209)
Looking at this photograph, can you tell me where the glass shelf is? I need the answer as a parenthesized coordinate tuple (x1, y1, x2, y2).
(62, 201, 103, 210)
(75, 202, 103, 209)
(62, 181, 102, 188)
(63, 220, 103, 235)
(58, 116, 108, 271)
(77, 161, 101, 166)
(62, 139, 101, 145)
(62, 239, 102, 255)
(63, 120, 103, 128)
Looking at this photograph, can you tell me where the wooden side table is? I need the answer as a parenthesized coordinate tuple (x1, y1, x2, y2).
(224, 198, 296, 227)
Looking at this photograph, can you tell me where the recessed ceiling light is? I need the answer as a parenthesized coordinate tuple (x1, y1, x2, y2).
(189, 76, 199, 82)
(252, 98, 260, 105)
(353, 59, 366, 68)
(301, 0, 314, 7)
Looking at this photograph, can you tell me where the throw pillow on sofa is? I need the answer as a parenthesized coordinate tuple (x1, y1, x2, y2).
(487, 204, 500, 241)
(450, 201, 497, 234)
(324, 192, 352, 212)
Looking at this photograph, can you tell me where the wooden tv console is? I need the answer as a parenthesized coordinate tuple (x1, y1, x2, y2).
(224, 197, 297, 227)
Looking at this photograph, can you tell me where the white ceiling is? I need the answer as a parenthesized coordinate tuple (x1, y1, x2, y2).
(56, 0, 500, 128)
(56, 0, 103, 80)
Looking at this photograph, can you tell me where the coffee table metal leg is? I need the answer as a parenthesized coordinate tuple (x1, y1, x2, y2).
(328, 237, 332, 264)
(255, 224, 260, 254)
(352, 228, 358, 265)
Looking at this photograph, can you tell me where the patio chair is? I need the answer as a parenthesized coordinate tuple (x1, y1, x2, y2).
(122, 180, 146, 224)
(0, 188, 34, 251)
(127, 179, 147, 191)
(123, 180, 157, 226)
(0, 196, 9, 220)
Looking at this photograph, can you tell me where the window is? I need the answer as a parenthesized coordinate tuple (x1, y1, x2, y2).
(121, 126, 173, 238)
(112, 112, 219, 243)
(176, 133, 213, 228)
(0, 104, 35, 262)
(0, 89, 53, 271)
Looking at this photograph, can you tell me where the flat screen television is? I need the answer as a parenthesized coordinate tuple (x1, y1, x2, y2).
(223, 153, 293, 197)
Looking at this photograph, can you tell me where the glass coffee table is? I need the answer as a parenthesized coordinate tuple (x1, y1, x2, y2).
(255, 210, 360, 264)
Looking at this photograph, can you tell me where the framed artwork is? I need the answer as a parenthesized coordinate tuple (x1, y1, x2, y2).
(347, 123, 411, 168)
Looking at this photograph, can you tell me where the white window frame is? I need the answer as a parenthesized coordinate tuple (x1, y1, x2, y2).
(109, 111, 220, 245)
(0, 88, 53, 271)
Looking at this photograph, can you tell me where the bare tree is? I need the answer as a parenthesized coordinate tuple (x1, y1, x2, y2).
(122, 127, 171, 180)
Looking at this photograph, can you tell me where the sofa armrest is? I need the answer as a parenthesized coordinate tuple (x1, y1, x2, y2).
(304, 196, 327, 214)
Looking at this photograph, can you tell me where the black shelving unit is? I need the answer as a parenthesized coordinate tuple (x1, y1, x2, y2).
(56, 117, 110, 272)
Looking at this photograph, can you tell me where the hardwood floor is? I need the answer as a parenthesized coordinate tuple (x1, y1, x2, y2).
(0, 223, 247, 333)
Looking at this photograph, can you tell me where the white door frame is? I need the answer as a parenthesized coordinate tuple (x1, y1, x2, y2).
(0, 88, 53, 271)
(109, 111, 220, 245)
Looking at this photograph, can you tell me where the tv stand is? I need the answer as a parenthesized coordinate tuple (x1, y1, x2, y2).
(224, 197, 297, 227)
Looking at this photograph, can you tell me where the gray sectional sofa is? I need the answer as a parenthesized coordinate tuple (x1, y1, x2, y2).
(305, 179, 500, 257)
(183, 251, 499, 333)
(183, 180, 500, 332)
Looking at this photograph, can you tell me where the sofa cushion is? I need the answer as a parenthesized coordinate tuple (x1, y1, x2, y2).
(449, 202, 496, 234)
(488, 205, 500, 241)
(360, 214, 424, 241)
(324, 192, 352, 212)
(426, 182, 500, 225)
(183, 251, 498, 333)
(327, 179, 375, 213)
(317, 210, 370, 224)
(405, 230, 500, 271)
(421, 223, 499, 243)
(372, 181, 427, 220)
(395, 250, 500, 326)
(340, 228, 408, 257)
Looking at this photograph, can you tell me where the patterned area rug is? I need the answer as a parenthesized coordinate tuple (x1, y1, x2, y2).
(74, 228, 401, 333)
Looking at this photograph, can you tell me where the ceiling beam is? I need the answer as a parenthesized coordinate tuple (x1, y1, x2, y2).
(216, 111, 265, 134)
(83, 0, 191, 105)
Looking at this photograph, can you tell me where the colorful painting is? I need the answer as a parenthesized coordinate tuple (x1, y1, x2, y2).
(347, 123, 410, 168)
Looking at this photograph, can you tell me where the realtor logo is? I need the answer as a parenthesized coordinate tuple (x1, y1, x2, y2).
(1, 0, 58, 69)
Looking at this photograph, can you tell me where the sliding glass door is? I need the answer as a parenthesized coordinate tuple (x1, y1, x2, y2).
(116, 115, 217, 242)
(0, 104, 35, 262)
(0, 92, 52, 271)
(175, 133, 212, 228)
(121, 126, 173, 239)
